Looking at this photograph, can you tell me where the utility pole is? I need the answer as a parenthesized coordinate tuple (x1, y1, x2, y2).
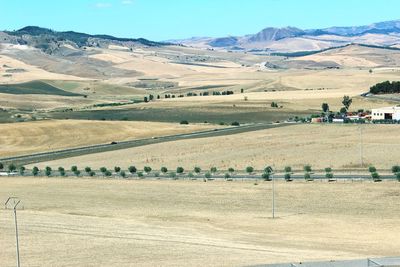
(5, 197, 21, 267)
(272, 172, 275, 218)
(360, 124, 364, 168)
(14, 200, 21, 267)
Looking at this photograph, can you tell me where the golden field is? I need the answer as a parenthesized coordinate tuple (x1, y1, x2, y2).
(1, 178, 399, 266)
(31, 124, 400, 171)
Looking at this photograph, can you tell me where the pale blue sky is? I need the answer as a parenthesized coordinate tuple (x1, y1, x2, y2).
(0, 0, 399, 41)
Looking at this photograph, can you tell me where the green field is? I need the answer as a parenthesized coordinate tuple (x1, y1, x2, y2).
(0, 81, 83, 96)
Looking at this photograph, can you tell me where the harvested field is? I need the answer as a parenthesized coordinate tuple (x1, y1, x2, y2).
(32, 124, 400, 170)
(0, 120, 219, 158)
(0, 178, 399, 266)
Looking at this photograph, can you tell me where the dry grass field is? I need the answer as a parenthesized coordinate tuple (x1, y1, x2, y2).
(32, 124, 400, 171)
(1, 178, 399, 266)
(0, 120, 219, 158)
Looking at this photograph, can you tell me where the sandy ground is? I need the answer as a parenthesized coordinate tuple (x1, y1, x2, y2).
(0, 120, 219, 158)
(0, 178, 399, 266)
(32, 124, 400, 170)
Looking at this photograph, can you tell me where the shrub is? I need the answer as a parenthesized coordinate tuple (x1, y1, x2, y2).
(89, 171, 96, 177)
(137, 172, 144, 178)
(114, 166, 121, 173)
(104, 170, 112, 177)
(188, 172, 194, 178)
(224, 173, 231, 179)
(85, 167, 92, 173)
(169, 172, 177, 179)
(144, 166, 152, 174)
(8, 163, 16, 172)
(231, 121, 240, 126)
(228, 167, 235, 173)
(154, 172, 160, 177)
(74, 170, 81, 177)
(371, 172, 380, 180)
(284, 166, 292, 173)
(392, 165, 400, 174)
(284, 173, 292, 181)
(161, 167, 168, 174)
(176, 167, 184, 174)
(304, 165, 312, 173)
(180, 120, 189, 125)
(246, 166, 254, 174)
(205, 172, 212, 179)
(0, 162, 3, 170)
(210, 167, 217, 173)
(194, 167, 201, 174)
(128, 166, 137, 174)
(32, 167, 39, 176)
(325, 167, 332, 173)
(120, 171, 126, 178)
(71, 166, 78, 172)
(262, 172, 271, 181)
(326, 173, 334, 179)
(368, 166, 377, 173)
(45, 167, 52, 177)
(100, 167, 107, 173)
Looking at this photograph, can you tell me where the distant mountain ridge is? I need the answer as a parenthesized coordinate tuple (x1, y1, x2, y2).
(1, 26, 168, 54)
(172, 19, 400, 52)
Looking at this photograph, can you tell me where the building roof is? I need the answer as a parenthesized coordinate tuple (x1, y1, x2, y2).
(372, 106, 400, 112)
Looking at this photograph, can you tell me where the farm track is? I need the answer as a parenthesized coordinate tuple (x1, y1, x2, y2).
(0, 122, 292, 166)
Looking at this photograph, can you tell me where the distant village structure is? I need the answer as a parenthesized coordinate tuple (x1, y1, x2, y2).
(371, 106, 400, 121)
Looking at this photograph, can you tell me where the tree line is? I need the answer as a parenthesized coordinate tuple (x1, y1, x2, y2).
(370, 81, 400, 94)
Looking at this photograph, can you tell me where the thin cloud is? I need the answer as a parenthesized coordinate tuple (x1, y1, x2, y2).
(95, 2, 112, 8)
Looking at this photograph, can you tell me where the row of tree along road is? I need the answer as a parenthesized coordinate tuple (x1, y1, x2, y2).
(1, 163, 400, 182)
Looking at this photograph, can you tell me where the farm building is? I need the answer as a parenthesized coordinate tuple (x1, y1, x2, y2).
(371, 106, 400, 121)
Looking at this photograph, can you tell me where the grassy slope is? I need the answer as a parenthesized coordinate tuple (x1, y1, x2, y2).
(0, 81, 83, 96)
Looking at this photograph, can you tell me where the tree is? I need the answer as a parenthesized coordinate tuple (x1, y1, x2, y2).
(74, 170, 81, 177)
(32, 167, 39, 176)
(144, 96, 148, 103)
(58, 167, 66, 176)
(304, 172, 312, 181)
(231, 121, 240, 126)
(246, 166, 254, 174)
(391, 165, 400, 174)
(326, 172, 334, 179)
(89, 171, 96, 177)
(224, 173, 231, 179)
(228, 167, 235, 173)
(304, 165, 312, 173)
(340, 107, 347, 114)
(128, 166, 137, 174)
(169, 172, 177, 179)
(396, 172, 400, 182)
(371, 172, 381, 182)
(71, 166, 78, 172)
(284, 173, 292, 181)
(240, 88, 244, 93)
(342, 95, 352, 111)
(210, 167, 217, 174)
(322, 103, 329, 113)
(137, 171, 144, 178)
(188, 172, 194, 178)
(262, 172, 271, 181)
(85, 167, 92, 173)
(264, 166, 273, 174)
(194, 167, 201, 174)
(114, 166, 121, 173)
(284, 166, 292, 173)
(325, 167, 332, 173)
(368, 166, 377, 173)
(180, 120, 189, 125)
(144, 166, 152, 174)
(45, 168, 52, 177)
(104, 170, 112, 177)
(161, 167, 168, 174)
(100, 167, 107, 173)
(120, 171, 126, 178)
(19, 166, 25, 175)
(8, 163, 16, 172)
(176, 167, 184, 174)
(205, 172, 212, 179)
(0, 162, 3, 170)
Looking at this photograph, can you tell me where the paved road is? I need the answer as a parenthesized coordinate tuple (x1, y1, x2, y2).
(0, 122, 293, 166)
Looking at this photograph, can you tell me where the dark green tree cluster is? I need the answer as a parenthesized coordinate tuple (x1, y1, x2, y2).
(370, 81, 400, 94)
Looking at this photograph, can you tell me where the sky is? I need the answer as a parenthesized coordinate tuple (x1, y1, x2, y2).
(0, 0, 400, 41)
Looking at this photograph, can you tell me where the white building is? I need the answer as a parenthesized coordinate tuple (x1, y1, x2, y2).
(371, 106, 400, 121)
